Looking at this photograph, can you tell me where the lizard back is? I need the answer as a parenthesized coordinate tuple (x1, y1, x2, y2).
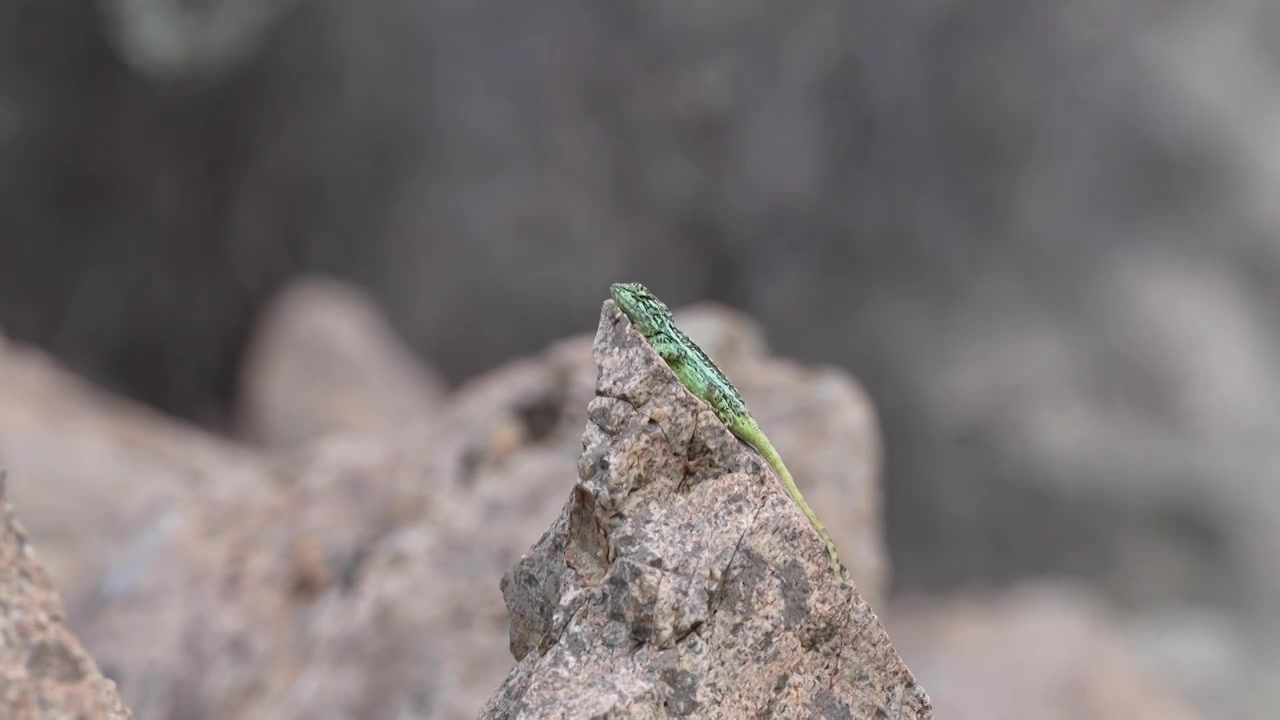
(611, 282, 750, 425)
(662, 322, 750, 424)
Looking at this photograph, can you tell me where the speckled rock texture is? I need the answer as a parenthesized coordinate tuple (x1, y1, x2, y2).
(480, 302, 930, 719)
(0, 291, 887, 718)
(0, 476, 133, 719)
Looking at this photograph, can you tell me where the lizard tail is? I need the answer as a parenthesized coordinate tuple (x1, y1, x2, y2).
(740, 422, 844, 575)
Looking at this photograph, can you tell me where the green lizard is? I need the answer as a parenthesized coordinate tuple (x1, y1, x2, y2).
(610, 282, 843, 575)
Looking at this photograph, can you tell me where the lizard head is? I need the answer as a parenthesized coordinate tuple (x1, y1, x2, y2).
(610, 282, 672, 336)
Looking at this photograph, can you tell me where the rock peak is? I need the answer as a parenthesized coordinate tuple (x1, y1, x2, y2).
(482, 300, 931, 719)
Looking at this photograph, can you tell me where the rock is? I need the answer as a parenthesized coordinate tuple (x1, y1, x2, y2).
(887, 582, 1197, 720)
(1123, 604, 1280, 720)
(0, 295, 886, 718)
(244, 300, 887, 719)
(0, 475, 134, 719)
(479, 301, 929, 719)
(675, 305, 886, 600)
(68, 430, 450, 720)
(235, 277, 447, 451)
(0, 339, 273, 608)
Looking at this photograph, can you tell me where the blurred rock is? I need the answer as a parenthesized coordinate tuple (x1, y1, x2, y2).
(0, 296, 884, 718)
(912, 243, 1280, 616)
(237, 300, 886, 719)
(0, 476, 133, 719)
(0, 338, 273, 607)
(1124, 605, 1280, 720)
(76, 434, 446, 720)
(235, 277, 446, 452)
(887, 583, 1197, 720)
(480, 301, 928, 719)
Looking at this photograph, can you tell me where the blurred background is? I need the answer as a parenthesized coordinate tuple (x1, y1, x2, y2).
(3, 0, 1279, 717)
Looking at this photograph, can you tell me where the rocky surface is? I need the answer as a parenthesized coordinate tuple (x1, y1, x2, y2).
(0, 288, 886, 718)
(0, 278, 1263, 718)
(235, 277, 446, 451)
(479, 301, 928, 719)
(0, 337, 273, 609)
(0, 475, 133, 719)
(888, 583, 1197, 720)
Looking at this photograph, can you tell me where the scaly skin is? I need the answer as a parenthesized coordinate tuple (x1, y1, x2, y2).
(610, 282, 843, 576)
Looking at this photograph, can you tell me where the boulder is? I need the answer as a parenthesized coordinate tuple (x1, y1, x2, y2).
(480, 301, 928, 718)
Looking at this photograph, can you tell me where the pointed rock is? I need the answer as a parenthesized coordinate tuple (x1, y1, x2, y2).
(481, 301, 930, 719)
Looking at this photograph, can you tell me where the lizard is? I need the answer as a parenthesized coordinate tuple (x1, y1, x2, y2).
(610, 282, 844, 576)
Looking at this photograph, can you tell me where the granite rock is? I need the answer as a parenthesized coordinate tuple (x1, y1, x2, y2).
(479, 301, 928, 719)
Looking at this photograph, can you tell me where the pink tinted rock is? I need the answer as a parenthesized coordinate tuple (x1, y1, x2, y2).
(0, 477, 133, 719)
(479, 301, 926, 718)
(888, 583, 1197, 720)
(236, 277, 446, 451)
